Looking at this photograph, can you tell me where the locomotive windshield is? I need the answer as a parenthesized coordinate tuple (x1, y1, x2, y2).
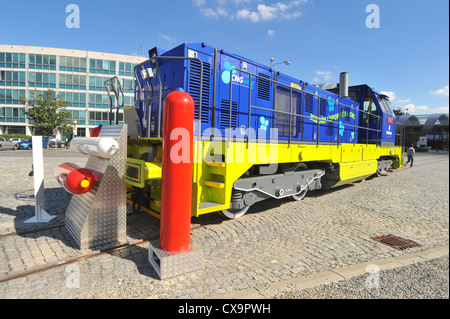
(377, 94, 394, 115)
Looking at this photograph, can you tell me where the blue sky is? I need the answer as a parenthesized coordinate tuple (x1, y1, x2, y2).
(0, 0, 448, 114)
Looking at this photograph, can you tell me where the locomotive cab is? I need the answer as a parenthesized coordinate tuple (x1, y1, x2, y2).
(328, 84, 396, 146)
(347, 85, 396, 146)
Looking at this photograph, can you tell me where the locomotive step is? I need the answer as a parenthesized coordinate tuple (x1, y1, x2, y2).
(198, 201, 224, 209)
(204, 180, 225, 189)
(206, 162, 225, 168)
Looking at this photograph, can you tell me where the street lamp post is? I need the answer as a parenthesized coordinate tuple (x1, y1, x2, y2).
(270, 57, 291, 69)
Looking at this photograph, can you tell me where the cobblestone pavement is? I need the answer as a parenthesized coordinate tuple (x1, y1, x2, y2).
(0, 149, 448, 299)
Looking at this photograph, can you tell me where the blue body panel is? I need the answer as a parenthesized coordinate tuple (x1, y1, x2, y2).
(133, 42, 395, 145)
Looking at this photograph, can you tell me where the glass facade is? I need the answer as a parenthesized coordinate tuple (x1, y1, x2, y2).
(28, 54, 57, 70)
(0, 53, 26, 68)
(0, 46, 144, 136)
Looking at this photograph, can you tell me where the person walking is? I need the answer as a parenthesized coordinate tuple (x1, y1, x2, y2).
(405, 144, 415, 167)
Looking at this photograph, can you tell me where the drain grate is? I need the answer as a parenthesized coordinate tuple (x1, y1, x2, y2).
(371, 234, 421, 251)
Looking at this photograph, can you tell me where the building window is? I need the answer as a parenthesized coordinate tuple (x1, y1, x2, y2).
(76, 127, 86, 137)
(89, 93, 112, 108)
(119, 62, 136, 77)
(0, 53, 26, 68)
(4, 126, 26, 134)
(59, 92, 86, 107)
(119, 78, 134, 93)
(0, 71, 26, 87)
(28, 72, 57, 88)
(89, 76, 110, 91)
(0, 89, 26, 104)
(28, 90, 56, 100)
(68, 110, 86, 125)
(28, 54, 57, 70)
(88, 110, 123, 125)
(60, 56, 87, 73)
(0, 107, 26, 123)
(59, 74, 87, 90)
(89, 59, 116, 75)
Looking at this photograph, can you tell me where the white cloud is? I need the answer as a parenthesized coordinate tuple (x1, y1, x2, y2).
(403, 103, 430, 113)
(193, 0, 306, 22)
(216, 7, 228, 16)
(158, 32, 176, 43)
(315, 70, 332, 81)
(430, 106, 449, 113)
(235, 8, 260, 22)
(267, 29, 276, 37)
(234, 1, 305, 22)
(430, 85, 449, 97)
(380, 91, 396, 102)
(257, 4, 278, 20)
(397, 99, 411, 103)
(200, 7, 228, 18)
(192, 0, 206, 6)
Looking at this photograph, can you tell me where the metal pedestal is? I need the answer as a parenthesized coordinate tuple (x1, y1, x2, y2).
(148, 240, 203, 280)
(65, 125, 128, 250)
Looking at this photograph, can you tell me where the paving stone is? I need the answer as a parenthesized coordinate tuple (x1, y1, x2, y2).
(0, 151, 448, 298)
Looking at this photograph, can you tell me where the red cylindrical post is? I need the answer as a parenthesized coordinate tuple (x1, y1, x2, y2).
(160, 90, 195, 252)
(91, 124, 103, 137)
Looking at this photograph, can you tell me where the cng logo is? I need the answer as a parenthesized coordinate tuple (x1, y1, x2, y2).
(221, 61, 238, 84)
(221, 61, 254, 87)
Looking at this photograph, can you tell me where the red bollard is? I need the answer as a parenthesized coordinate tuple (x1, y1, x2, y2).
(91, 124, 102, 137)
(160, 90, 195, 252)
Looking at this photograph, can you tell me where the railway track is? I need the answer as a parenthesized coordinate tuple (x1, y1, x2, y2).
(0, 156, 447, 284)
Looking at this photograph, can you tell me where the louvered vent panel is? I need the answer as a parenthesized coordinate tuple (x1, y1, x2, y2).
(189, 60, 211, 124)
(257, 73, 270, 101)
(319, 97, 327, 116)
(220, 99, 238, 129)
(305, 94, 314, 114)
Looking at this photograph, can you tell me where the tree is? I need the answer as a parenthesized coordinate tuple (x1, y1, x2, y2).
(393, 106, 409, 116)
(19, 89, 74, 150)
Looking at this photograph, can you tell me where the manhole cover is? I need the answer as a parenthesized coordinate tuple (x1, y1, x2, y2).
(371, 234, 421, 251)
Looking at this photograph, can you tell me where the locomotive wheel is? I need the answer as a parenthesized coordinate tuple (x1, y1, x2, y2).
(291, 188, 307, 201)
(220, 205, 250, 219)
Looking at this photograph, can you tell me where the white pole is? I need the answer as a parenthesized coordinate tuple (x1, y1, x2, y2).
(25, 136, 56, 223)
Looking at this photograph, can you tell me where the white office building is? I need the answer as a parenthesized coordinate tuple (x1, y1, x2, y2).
(0, 45, 145, 137)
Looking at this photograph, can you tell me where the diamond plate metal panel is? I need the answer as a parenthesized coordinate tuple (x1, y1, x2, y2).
(64, 124, 128, 250)
(148, 240, 203, 280)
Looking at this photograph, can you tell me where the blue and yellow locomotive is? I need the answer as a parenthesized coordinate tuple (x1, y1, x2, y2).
(123, 41, 404, 219)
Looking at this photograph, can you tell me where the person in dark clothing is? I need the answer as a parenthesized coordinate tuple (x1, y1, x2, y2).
(405, 144, 415, 167)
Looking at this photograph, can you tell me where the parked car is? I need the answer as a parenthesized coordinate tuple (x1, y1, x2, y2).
(8, 138, 27, 144)
(0, 136, 18, 150)
(49, 138, 67, 148)
(17, 137, 52, 150)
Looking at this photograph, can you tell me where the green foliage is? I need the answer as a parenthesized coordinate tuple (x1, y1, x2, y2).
(19, 89, 74, 138)
(393, 106, 409, 116)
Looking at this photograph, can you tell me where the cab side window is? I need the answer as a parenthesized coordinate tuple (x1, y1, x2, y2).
(363, 97, 377, 124)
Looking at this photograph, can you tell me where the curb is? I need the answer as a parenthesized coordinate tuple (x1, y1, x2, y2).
(207, 244, 449, 299)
